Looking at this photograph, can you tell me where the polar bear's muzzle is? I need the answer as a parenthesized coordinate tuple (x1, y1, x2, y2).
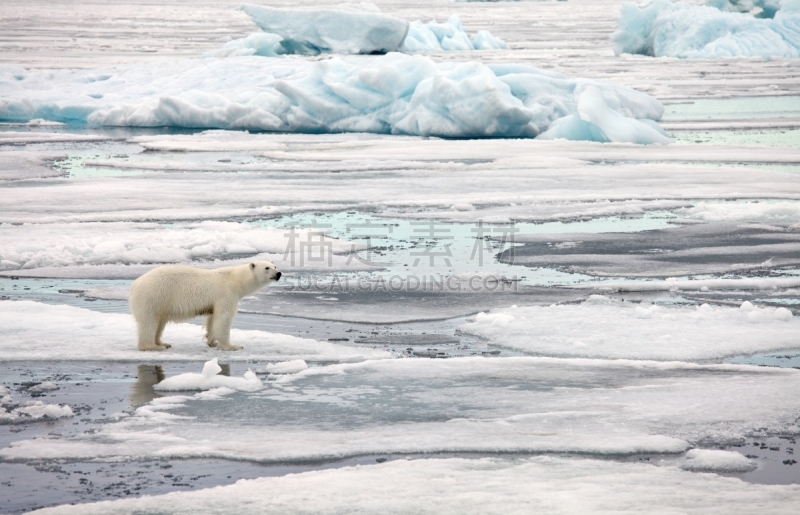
(274, 271, 282, 281)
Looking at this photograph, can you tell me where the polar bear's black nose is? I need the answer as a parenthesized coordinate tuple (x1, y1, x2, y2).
(275, 271, 282, 281)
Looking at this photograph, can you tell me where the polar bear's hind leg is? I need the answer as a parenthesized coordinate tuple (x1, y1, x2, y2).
(154, 318, 171, 349)
(136, 314, 166, 351)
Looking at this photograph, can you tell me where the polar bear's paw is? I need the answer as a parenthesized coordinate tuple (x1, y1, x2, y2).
(159, 343, 172, 349)
(218, 344, 243, 351)
(138, 344, 168, 352)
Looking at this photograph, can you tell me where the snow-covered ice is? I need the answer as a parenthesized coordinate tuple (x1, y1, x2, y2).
(265, 359, 309, 375)
(238, 4, 410, 55)
(222, 6, 506, 56)
(24, 457, 800, 515)
(459, 296, 799, 360)
(0, 53, 669, 142)
(613, 0, 800, 58)
(0, 300, 391, 362)
(154, 360, 263, 392)
(0, 400, 74, 425)
(0, 220, 369, 275)
(5, 357, 800, 464)
(680, 449, 757, 472)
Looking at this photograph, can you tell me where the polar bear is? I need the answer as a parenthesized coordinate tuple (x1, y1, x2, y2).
(129, 261, 281, 351)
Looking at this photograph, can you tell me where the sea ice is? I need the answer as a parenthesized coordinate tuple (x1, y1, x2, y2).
(0, 400, 74, 424)
(219, 7, 505, 56)
(23, 457, 800, 515)
(265, 360, 309, 375)
(613, 0, 800, 58)
(154, 359, 263, 392)
(0, 53, 669, 142)
(0, 300, 391, 362)
(680, 449, 757, 472)
(459, 296, 799, 360)
(0, 220, 366, 275)
(400, 16, 507, 52)
(239, 4, 409, 55)
(5, 357, 800, 464)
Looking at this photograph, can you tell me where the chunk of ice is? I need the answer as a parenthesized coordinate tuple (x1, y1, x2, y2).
(239, 4, 409, 55)
(265, 360, 309, 375)
(0, 53, 668, 142)
(613, 0, 800, 58)
(680, 449, 757, 472)
(460, 297, 799, 361)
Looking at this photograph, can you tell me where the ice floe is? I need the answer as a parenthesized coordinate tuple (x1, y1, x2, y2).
(0, 53, 669, 142)
(0, 220, 368, 275)
(5, 357, 800, 464)
(0, 399, 74, 425)
(613, 0, 800, 58)
(0, 300, 391, 362)
(224, 6, 505, 56)
(238, 4, 409, 55)
(23, 456, 800, 515)
(154, 359, 263, 392)
(265, 359, 309, 375)
(459, 296, 799, 360)
(400, 16, 507, 52)
(680, 449, 757, 472)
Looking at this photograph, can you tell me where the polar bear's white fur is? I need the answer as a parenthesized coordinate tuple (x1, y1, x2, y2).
(129, 261, 281, 351)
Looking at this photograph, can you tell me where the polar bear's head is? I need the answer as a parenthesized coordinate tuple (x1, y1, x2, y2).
(249, 260, 282, 284)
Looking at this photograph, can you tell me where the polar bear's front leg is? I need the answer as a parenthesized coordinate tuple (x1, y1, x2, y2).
(203, 314, 217, 347)
(210, 303, 242, 351)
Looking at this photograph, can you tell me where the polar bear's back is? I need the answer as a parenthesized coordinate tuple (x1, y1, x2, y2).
(129, 265, 237, 321)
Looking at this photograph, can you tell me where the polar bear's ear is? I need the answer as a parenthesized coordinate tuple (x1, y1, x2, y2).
(250, 263, 255, 270)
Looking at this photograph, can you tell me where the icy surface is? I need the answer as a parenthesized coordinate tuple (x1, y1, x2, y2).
(0, 301, 391, 362)
(265, 360, 309, 375)
(400, 15, 507, 52)
(680, 449, 757, 472)
(0, 54, 668, 142)
(25, 457, 800, 515)
(0, 400, 74, 425)
(155, 360, 263, 392)
(504, 221, 800, 277)
(224, 7, 505, 56)
(239, 4, 409, 55)
(5, 357, 800, 463)
(0, 220, 367, 275)
(613, 0, 800, 58)
(459, 296, 799, 360)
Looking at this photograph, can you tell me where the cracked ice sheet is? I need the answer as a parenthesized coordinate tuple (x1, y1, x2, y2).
(4, 357, 800, 464)
(0, 220, 376, 278)
(4, 137, 800, 226)
(459, 296, 798, 361)
(0, 301, 391, 362)
(25, 457, 800, 515)
(502, 220, 800, 277)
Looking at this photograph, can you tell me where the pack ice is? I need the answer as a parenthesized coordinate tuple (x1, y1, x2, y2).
(225, 5, 506, 56)
(0, 54, 669, 142)
(613, 0, 800, 58)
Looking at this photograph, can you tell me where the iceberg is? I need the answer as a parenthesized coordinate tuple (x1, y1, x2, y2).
(238, 4, 409, 55)
(0, 54, 669, 142)
(613, 0, 800, 58)
(400, 15, 507, 52)
(227, 5, 506, 56)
